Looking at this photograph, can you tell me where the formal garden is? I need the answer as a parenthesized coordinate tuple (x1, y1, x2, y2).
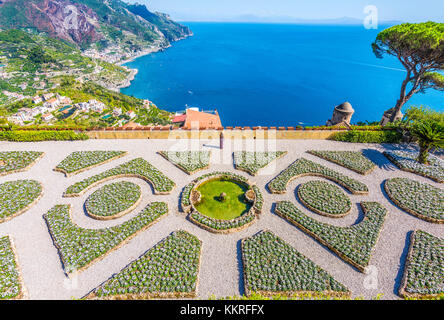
(0, 130, 442, 300)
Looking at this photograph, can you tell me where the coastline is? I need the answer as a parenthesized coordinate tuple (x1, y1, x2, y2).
(115, 34, 193, 91)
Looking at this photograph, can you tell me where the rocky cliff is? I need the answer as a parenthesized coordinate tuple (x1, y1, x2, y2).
(0, 0, 191, 48)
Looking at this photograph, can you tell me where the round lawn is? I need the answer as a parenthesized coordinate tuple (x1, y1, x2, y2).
(195, 179, 251, 220)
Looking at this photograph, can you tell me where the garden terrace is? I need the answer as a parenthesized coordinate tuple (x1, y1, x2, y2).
(399, 231, 443, 299)
(64, 158, 175, 197)
(268, 158, 368, 195)
(298, 180, 352, 218)
(307, 150, 376, 175)
(44, 202, 168, 274)
(54, 151, 127, 177)
(0, 180, 43, 224)
(274, 201, 387, 272)
(233, 151, 287, 176)
(383, 151, 444, 183)
(0, 236, 25, 300)
(158, 151, 211, 175)
(242, 231, 350, 297)
(0, 151, 44, 176)
(384, 178, 443, 224)
(85, 182, 142, 220)
(86, 231, 202, 299)
(182, 172, 263, 233)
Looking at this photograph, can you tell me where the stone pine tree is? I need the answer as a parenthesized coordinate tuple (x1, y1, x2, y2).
(372, 22, 444, 122)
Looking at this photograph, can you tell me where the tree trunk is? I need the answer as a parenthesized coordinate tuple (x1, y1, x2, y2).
(417, 143, 431, 165)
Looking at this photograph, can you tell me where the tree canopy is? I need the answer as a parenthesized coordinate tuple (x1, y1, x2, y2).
(372, 22, 444, 122)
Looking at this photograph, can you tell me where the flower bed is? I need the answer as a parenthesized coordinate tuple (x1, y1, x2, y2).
(0, 180, 43, 224)
(0, 151, 44, 176)
(64, 158, 175, 197)
(85, 182, 142, 220)
(234, 151, 287, 176)
(274, 201, 387, 272)
(298, 180, 352, 217)
(181, 172, 263, 233)
(44, 202, 168, 275)
(385, 178, 443, 224)
(242, 231, 350, 297)
(0, 236, 25, 300)
(158, 151, 211, 175)
(399, 231, 443, 299)
(54, 151, 127, 177)
(268, 158, 368, 195)
(308, 150, 376, 175)
(86, 230, 202, 299)
(383, 151, 444, 183)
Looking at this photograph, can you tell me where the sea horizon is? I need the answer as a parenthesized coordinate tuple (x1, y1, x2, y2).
(122, 22, 444, 127)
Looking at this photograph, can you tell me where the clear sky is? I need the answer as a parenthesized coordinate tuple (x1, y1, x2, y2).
(128, 0, 444, 22)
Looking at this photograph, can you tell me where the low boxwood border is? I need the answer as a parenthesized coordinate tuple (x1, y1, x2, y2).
(158, 151, 211, 175)
(241, 230, 351, 298)
(384, 178, 443, 224)
(0, 236, 27, 300)
(181, 172, 263, 234)
(84, 181, 142, 221)
(399, 231, 443, 299)
(233, 151, 287, 176)
(297, 180, 352, 218)
(274, 201, 387, 272)
(268, 158, 369, 195)
(64, 158, 176, 197)
(307, 150, 376, 175)
(44, 202, 168, 275)
(0, 180, 43, 224)
(383, 151, 443, 183)
(85, 230, 202, 300)
(0, 151, 45, 177)
(54, 151, 128, 177)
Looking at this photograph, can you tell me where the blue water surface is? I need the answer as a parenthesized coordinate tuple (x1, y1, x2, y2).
(122, 23, 443, 127)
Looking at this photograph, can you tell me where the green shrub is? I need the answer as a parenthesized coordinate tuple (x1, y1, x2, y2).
(0, 130, 89, 142)
(330, 130, 402, 143)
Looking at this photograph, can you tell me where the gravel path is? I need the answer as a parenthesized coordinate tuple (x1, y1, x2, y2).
(0, 139, 442, 300)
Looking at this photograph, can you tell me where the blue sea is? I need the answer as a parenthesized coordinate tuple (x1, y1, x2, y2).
(122, 23, 444, 127)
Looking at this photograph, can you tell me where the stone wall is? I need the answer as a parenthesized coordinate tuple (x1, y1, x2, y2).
(85, 128, 342, 140)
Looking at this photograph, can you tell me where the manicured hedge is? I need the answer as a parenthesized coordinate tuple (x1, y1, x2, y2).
(268, 158, 368, 195)
(0, 151, 44, 176)
(55, 151, 127, 176)
(87, 230, 202, 299)
(330, 130, 402, 143)
(385, 178, 443, 224)
(308, 150, 376, 175)
(64, 158, 175, 197)
(242, 231, 350, 297)
(0, 236, 24, 300)
(158, 151, 211, 175)
(0, 180, 42, 223)
(275, 201, 387, 272)
(298, 180, 351, 217)
(44, 202, 168, 274)
(400, 231, 443, 298)
(0, 130, 89, 141)
(85, 182, 141, 219)
(234, 151, 287, 176)
(384, 151, 444, 183)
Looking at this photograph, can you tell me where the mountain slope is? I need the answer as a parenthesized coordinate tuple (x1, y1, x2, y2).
(0, 0, 192, 50)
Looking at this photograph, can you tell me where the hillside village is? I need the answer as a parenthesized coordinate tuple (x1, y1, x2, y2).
(7, 92, 154, 127)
